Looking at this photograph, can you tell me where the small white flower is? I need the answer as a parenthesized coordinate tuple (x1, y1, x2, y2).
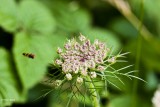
(80, 67, 87, 76)
(90, 72, 97, 78)
(152, 88, 160, 107)
(64, 42, 72, 50)
(88, 60, 95, 69)
(72, 66, 79, 74)
(66, 73, 72, 80)
(74, 42, 80, 50)
(94, 39, 99, 46)
(76, 77, 83, 84)
(55, 59, 63, 65)
(108, 57, 116, 63)
(54, 80, 62, 87)
(57, 47, 63, 54)
(79, 34, 86, 41)
(97, 65, 105, 71)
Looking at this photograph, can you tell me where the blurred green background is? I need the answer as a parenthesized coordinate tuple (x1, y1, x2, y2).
(0, 0, 160, 107)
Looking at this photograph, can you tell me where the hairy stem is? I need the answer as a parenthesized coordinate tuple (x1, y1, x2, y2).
(86, 76, 100, 107)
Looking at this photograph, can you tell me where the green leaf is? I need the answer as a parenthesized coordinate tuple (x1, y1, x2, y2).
(131, 0, 160, 36)
(109, 18, 138, 39)
(18, 0, 56, 35)
(0, 48, 20, 106)
(44, 0, 91, 32)
(109, 94, 151, 107)
(13, 32, 53, 89)
(109, 95, 131, 107)
(0, 0, 18, 32)
(83, 28, 122, 54)
(46, 32, 67, 59)
(125, 38, 160, 71)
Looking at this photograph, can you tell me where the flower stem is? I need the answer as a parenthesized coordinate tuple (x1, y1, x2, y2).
(86, 76, 100, 107)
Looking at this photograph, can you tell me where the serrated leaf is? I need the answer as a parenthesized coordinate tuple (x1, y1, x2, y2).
(0, 0, 18, 32)
(13, 32, 66, 90)
(18, 0, 56, 35)
(0, 48, 20, 107)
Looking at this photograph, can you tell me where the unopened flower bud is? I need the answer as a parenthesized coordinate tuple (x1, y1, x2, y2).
(74, 42, 80, 50)
(55, 80, 62, 87)
(152, 88, 160, 107)
(98, 42, 105, 49)
(94, 39, 99, 46)
(80, 67, 87, 76)
(55, 59, 63, 65)
(79, 34, 86, 41)
(57, 47, 63, 54)
(108, 57, 116, 63)
(97, 65, 105, 71)
(90, 72, 97, 78)
(64, 42, 72, 50)
(66, 73, 72, 80)
(76, 77, 83, 84)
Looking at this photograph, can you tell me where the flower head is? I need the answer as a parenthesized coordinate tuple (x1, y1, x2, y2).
(54, 34, 109, 79)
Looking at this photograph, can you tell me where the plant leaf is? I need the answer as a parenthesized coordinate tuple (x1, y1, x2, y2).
(0, 48, 21, 106)
(13, 32, 56, 89)
(0, 0, 18, 32)
(18, 0, 56, 35)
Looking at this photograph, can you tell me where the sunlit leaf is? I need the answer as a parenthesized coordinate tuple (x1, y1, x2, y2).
(0, 48, 21, 106)
(13, 32, 66, 89)
(0, 0, 18, 32)
(43, 0, 91, 33)
(18, 0, 56, 35)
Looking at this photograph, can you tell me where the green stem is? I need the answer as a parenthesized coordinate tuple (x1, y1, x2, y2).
(132, 0, 144, 107)
(86, 76, 100, 107)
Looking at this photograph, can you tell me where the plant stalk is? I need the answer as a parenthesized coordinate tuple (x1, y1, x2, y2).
(86, 76, 100, 107)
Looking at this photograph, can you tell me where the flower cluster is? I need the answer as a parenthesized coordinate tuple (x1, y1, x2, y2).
(54, 34, 111, 84)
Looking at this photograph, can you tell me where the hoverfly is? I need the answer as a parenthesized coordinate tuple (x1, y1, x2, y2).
(22, 53, 35, 59)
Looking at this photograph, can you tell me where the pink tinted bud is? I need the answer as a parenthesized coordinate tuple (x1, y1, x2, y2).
(57, 47, 63, 54)
(94, 39, 99, 46)
(85, 40, 91, 47)
(55, 59, 63, 65)
(64, 43, 72, 50)
(80, 67, 87, 76)
(97, 65, 105, 71)
(74, 42, 80, 50)
(108, 57, 116, 63)
(79, 34, 86, 41)
(98, 42, 105, 49)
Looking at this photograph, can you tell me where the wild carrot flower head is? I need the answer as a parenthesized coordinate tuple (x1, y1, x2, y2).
(54, 34, 109, 81)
